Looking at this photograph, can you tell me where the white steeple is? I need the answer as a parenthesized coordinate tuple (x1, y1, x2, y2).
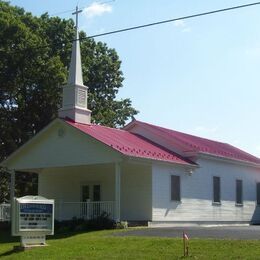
(67, 30, 84, 86)
(58, 6, 91, 124)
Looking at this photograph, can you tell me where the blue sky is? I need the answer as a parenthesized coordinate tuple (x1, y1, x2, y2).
(8, 0, 260, 157)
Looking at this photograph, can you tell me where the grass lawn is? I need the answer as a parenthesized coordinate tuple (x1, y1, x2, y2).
(1, 229, 260, 259)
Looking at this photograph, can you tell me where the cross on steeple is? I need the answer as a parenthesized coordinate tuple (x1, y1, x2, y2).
(58, 5, 92, 124)
(72, 6, 82, 29)
(68, 5, 83, 86)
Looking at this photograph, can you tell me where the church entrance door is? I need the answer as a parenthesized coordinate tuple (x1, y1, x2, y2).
(81, 184, 101, 218)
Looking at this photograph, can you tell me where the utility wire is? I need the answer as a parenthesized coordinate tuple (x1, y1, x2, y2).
(87, 1, 260, 38)
(1, 1, 260, 54)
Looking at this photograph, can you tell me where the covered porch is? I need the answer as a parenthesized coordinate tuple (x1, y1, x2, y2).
(40, 162, 152, 221)
(39, 163, 122, 221)
(1, 119, 153, 223)
(18, 161, 152, 222)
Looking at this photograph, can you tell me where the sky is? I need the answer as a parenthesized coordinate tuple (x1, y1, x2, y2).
(7, 0, 260, 157)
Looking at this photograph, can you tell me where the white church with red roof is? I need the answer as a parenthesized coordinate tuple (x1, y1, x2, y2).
(2, 15, 260, 226)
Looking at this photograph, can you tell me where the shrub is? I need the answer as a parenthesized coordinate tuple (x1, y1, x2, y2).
(86, 212, 115, 230)
(0, 221, 10, 231)
(54, 213, 116, 233)
(114, 221, 128, 229)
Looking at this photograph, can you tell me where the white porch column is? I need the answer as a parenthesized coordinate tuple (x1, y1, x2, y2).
(10, 170, 15, 202)
(115, 162, 121, 222)
(10, 169, 15, 235)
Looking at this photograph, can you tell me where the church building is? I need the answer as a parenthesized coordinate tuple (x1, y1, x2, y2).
(2, 10, 260, 226)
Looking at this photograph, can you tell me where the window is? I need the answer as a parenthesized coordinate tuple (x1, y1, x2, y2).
(257, 183, 260, 205)
(236, 180, 243, 205)
(82, 185, 90, 202)
(213, 176, 221, 203)
(171, 175, 180, 201)
(93, 185, 101, 202)
(81, 184, 101, 202)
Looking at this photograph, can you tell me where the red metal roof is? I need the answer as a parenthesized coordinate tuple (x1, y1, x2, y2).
(132, 121, 260, 165)
(64, 119, 193, 166)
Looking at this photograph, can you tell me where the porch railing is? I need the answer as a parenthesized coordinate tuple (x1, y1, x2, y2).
(55, 201, 115, 221)
(0, 203, 11, 222)
(0, 201, 115, 222)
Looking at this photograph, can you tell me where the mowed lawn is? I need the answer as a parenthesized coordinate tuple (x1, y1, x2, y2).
(1, 229, 260, 259)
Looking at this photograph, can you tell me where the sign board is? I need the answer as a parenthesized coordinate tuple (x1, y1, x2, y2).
(12, 196, 54, 247)
(19, 203, 53, 231)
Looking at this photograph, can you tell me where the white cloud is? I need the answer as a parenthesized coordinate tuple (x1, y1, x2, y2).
(83, 2, 112, 19)
(173, 20, 191, 33)
(245, 47, 260, 57)
(173, 20, 185, 28)
(182, 27, 191, 33)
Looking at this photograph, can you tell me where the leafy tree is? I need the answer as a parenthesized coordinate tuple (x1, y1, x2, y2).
(0, 1, 138, 202)
(0, 169, 9, 203)
(0, 2, 67, 161)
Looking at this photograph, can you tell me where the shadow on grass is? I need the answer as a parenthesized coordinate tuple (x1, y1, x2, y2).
(0, 227, 107, 245)
(0, 229, 22, 258)
(0, 248, 23, 258)
(0, 229, 100, 258)
(49, 229, 96, 240)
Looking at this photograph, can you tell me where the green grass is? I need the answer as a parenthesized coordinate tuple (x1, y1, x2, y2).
(1, 229, 260, 259)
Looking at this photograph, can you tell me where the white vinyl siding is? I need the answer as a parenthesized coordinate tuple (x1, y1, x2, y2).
(152, 158, 260, 223)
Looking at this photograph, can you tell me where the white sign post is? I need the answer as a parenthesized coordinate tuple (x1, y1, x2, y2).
(12, 196, 54, 248)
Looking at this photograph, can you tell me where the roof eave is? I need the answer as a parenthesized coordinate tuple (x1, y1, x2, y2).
(124, 155, 198, 168)
(198, 152, 260, 168)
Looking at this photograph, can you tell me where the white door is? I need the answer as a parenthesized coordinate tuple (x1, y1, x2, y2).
(81, 184, 101, 202)
(81, 184, 101, 218)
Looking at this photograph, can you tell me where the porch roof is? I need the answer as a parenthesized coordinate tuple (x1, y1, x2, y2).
(65, 119, 194, 166)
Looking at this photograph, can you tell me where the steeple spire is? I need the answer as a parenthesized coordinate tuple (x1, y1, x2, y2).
(73, 6, 81, 30)
(58, 6, 91, 124)
(68, 6, 83, 86)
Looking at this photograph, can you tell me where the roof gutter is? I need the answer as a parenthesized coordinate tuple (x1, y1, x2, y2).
(125, 155, 198, 169)
(198, 152, 260, 169)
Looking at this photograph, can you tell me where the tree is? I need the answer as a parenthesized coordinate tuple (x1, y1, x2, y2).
(0, 169, 9, 203)
(0, 1, 138, 202)
(0, 2, 67, 161)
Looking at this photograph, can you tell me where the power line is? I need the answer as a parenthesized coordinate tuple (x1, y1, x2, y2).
(87, 1, 260, 38)
(1, 1, 260, 54)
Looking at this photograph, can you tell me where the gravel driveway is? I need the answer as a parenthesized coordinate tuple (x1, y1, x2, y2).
(114, 226, 260, 240)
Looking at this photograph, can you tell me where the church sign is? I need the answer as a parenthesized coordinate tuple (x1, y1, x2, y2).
(12, 196, 54, 247)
